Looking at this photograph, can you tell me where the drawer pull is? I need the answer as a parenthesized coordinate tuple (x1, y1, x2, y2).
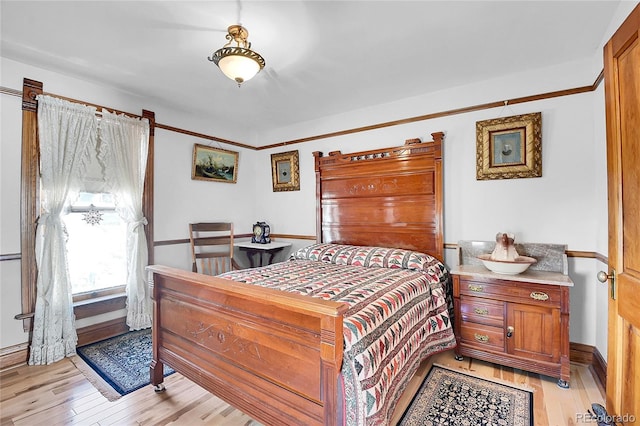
(474, 308, 489, 315)
(468, 285, 483, 292)
(530, 291, 549, 301)
(474, 333, 489, 343)
(506, 326, 514, 338)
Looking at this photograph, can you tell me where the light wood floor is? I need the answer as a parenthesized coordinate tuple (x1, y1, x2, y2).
(1, 349, 604, 425)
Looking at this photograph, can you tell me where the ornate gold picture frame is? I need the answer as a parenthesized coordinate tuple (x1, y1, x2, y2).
(192, 143, 239, 183)
(476, 112, 542, 180)
(271, 150, 300, 192)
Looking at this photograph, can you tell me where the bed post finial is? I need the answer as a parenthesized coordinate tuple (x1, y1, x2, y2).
(313, 151, 323, 173)
(431, 132, 444, 160)
(405, 138, 421, 145)
(431, 132, 445, 144)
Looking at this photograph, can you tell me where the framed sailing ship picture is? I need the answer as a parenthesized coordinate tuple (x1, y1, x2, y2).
(192, 144, 239, 183)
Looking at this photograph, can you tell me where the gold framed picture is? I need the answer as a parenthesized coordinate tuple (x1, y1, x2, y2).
(192, 143, 239, 183)
(476, 112, 542, 180)
(271, 150, 300, 192)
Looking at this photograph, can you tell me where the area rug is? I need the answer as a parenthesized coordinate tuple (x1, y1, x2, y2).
(398, 364, 533, 426)
(75, 329, 174, 399)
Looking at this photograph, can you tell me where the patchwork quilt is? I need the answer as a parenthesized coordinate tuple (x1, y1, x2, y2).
(219, 243, 456, 425)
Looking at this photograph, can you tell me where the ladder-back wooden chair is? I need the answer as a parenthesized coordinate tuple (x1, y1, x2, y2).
(189, 222, 240, 275)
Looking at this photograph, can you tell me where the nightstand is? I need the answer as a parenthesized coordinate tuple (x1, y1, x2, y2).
(450, 240, 573, 388)
(233, 241, 292, 268)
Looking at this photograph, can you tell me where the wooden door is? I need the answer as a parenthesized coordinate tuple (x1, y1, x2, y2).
(603, 3, 640, 418)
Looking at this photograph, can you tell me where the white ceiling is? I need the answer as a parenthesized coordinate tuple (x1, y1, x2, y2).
(1, 1, 621, 139)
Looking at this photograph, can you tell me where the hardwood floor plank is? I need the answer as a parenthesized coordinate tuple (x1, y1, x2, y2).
(2, 366, 89, 425)
(161, 394, 229, 424)
(528, 372, 551, 426)
(70, 374, 198, 425)
(117, 389, 213, 425)
(68, 390, 109, 417)
(570, 365, 595, 416)
(0, 349, 604, 426)
(575, 363, 606, 412)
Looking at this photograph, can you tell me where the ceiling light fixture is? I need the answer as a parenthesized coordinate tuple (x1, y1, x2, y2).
(208, 25, 265, 87)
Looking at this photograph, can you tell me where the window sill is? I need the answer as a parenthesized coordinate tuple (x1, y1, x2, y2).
(74, 292, 127, 320)
(15, 290, 127, 322)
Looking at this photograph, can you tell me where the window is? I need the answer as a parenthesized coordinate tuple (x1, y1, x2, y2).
(64, 192, 127, 295)
(18, 80, 154, 333)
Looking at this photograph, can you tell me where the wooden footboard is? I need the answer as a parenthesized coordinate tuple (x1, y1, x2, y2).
(147, 265, 348, 426)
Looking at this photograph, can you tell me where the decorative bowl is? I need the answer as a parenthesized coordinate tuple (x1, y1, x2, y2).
(477, 254, 536, 275)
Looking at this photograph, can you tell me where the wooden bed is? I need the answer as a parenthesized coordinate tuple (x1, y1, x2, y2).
(147, 132, 447, 425)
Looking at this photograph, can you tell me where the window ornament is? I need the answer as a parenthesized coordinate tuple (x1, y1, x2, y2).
(82, 204, 104, 226)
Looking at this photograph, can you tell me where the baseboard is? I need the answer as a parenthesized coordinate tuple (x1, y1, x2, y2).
(0, 342, 29, 370)
(591, 346, 607, 394)
(570, 342, 594, 365)
(570, 341, 607, 392)
(76, 316, 129, 347)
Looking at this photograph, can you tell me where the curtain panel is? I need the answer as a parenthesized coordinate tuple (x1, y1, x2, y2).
(99, 111, 151, 330)
(29, 97, 152, 366)
(30, 95, 97, 365)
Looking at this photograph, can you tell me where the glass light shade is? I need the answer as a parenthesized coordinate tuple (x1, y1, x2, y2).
(208, 25, 265, 86)
(218, 53, 262, 84)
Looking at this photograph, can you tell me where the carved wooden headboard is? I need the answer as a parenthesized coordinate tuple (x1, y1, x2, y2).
(313, 132, 445, 261)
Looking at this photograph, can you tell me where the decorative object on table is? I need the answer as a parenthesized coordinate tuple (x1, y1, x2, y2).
(398, 364, 533, 426)
(490, 232, 519, 260)
(75, 329, 174, 399)
(192, 143, 239, 183)
(271, 150, 300, 192)
(251, 221, 271, 244)
(476, 112, 542, 180)
(477, 232, 536, 275)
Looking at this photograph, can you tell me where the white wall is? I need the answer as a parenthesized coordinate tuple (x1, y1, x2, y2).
(4, 0, 637, 355)
(591, 82, 611, 361)
(0, 88, 24, 347)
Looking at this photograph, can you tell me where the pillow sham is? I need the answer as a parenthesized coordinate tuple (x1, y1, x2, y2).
(290, 242, 442, 273)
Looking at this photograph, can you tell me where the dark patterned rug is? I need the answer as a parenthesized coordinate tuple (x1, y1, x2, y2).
(398, 365, 533, 426)
(76, 329, 173, 397)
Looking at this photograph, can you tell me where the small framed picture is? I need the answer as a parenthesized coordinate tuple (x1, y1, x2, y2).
(271, 150, 300, 191)
(476, 112, 542, 180)
(192, 144, 239, 183)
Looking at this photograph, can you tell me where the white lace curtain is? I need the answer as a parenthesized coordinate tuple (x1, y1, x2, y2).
(99, 111, 151, 330)
(29, 96, 151, 365)
(30, 95, 97, 365)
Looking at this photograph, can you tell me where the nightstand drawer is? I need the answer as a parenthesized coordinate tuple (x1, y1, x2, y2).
(460, 296, 504, 327)
(459, 321, 504, 351)
(459, 278, 562, 306)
